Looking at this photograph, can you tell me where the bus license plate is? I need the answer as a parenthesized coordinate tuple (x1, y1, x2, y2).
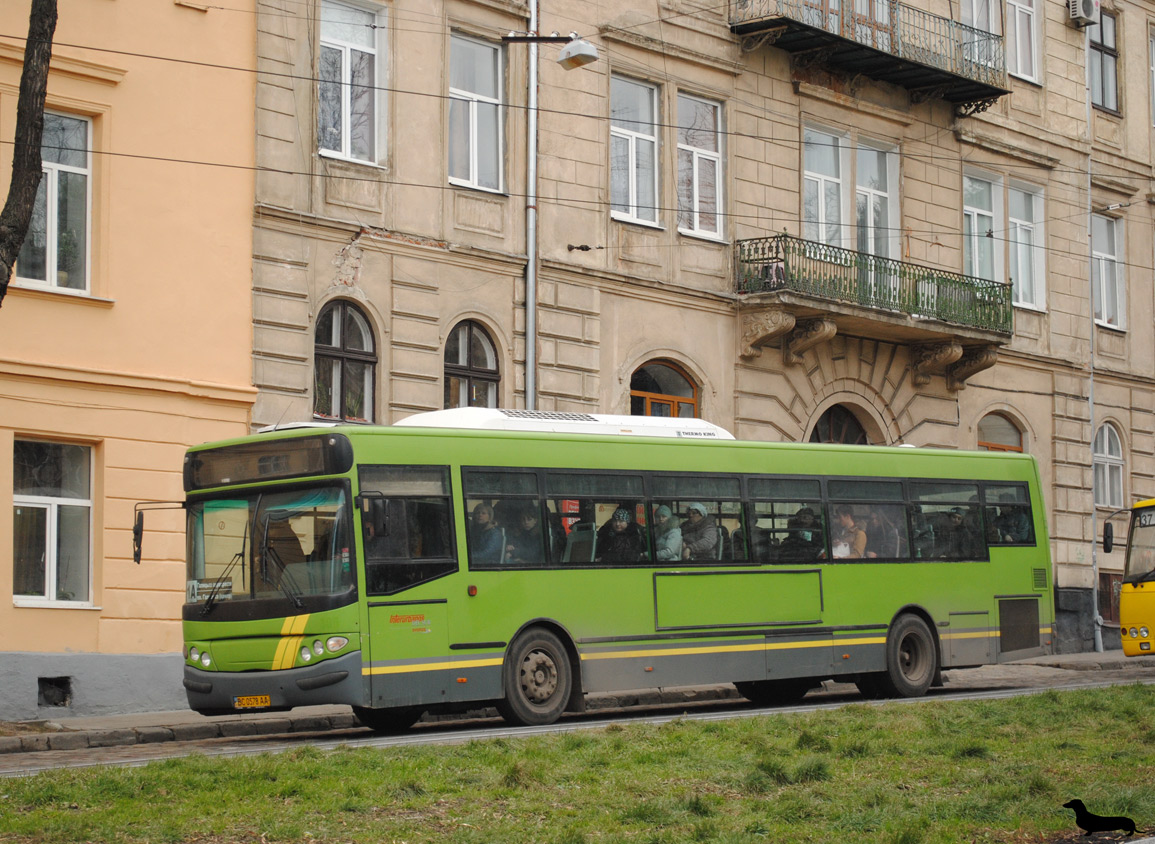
(233, 694, 271, 709)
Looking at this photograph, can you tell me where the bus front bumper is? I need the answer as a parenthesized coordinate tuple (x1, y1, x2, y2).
(183, 650, 366, 714)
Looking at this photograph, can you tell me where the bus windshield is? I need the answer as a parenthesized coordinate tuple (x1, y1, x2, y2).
(1125, 506, 1155, 584)
(186, 485, 355, 611)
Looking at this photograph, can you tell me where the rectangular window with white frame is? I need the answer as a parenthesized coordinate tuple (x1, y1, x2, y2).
(1150, 30, 1155, 125)
(15, 112, 91, 293)
(318, 0, 383, 163)
(803, 127, 845, 247)
(448, 33, 503, 192)
(13, 440, 92, 605)
(1007, 184, 1044, 308)
(1006, 0, 1036, 80)
(963, 173, 1000, 282)
(1092, 213, 1124, 328)
(676, 93, 723, 239)
(611, 75, 659, 225)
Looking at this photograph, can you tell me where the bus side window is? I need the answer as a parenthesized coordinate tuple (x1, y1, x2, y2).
(359, 466, 457, 594)
(463, 469, 542, 568)
(982, 484, 1034, 545)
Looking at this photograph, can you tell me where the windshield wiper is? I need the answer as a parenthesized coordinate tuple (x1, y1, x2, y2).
(202, 519, 248, 615)
(259, 513, 305, 608)
(1128, 568, 1155, 585)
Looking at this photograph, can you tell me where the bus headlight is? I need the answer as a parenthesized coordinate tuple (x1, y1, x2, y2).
(313, 640, 324, 656)
(189, 647, 200, 662)
(326, 636, 349, 652)
(1131, 628, 1139, 638)
(300, 646, 312, 662)
(200, 652, 212, 668)
(1142, 627, 1150, 639)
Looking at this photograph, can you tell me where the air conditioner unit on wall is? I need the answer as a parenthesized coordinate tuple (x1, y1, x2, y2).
(1068, 0, 1100, 27)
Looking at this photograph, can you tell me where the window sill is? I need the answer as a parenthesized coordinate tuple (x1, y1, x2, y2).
(1094, 319, 1126, 333)
(13, 599, 100, 610)
(1012, 302, 1046, 314)
(318, 149, 386, 170)
(8, 283, 112, 307)
(678, 228, 729, 245)
(611, 213, 663, 231)
(448, 179, 506, 197)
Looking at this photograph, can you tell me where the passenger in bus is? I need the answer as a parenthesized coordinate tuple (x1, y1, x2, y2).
(505, 506, 545, 564)
(994, 496, 1031, 542)
(652, 505, 683, 561)
(681, 503, 720, 560)
(832, 505, 867, 558)
(864, 508, 901, 558)
(469, 502, 504, 565)
(778, 507, 824, 561)
(942, 507, 982, 557)
(596, 508, 645, 563)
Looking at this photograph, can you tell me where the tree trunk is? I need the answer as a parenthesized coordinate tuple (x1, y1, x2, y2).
(0, 0, 59, 308)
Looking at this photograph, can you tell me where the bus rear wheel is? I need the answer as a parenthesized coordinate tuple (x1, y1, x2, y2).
(734, 678, 815, 706)
(497, 628, 572, 727)
(353, 705, 423, 734)
(872, 614, 937, 698)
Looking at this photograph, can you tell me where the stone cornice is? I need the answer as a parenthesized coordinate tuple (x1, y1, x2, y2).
(0, 41, 126, 86)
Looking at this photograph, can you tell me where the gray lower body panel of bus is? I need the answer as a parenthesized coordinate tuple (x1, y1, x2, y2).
(183, 650, 365, 713)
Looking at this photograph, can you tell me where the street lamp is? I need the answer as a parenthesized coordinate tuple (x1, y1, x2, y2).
(503, 22, 599, 410)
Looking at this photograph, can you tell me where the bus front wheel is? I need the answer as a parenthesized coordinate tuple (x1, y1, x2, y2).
(875, 614, 937, 698)
(497, 628, 572, 727)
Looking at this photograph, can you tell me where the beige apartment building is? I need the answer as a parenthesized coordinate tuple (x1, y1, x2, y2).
(251, 0, 1153, 653)
(0, 1, 256, 718)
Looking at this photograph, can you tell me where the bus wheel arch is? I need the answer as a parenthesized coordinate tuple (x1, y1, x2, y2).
(883, 609, 939, 697)
(496, 622, 582, 726)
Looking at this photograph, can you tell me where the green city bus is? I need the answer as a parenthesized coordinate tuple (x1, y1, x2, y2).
(161, 408, 1053, 731)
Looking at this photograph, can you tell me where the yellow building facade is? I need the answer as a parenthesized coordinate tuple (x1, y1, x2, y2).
(0, 0, 256, 718)
(251, 0, 1154, 656)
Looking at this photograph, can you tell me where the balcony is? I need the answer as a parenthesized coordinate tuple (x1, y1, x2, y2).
(730, 0, 1008, 114)
(736, 234, 1011, 389)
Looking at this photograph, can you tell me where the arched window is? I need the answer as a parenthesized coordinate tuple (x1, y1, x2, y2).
(630, 360, 698, 417)
(809, 405, 869, 444)
(978, 412, 1024, 452)
(1093, 423, 1124, 509)
(445, 320, 499, 408)
(314, 300, 376, 423)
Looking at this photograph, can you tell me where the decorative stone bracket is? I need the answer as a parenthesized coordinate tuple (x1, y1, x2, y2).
(911, 342, 963, 386)
(740, 308, 796, 359)
(946, 346, 998, 392)
(782, 318, 837, 365)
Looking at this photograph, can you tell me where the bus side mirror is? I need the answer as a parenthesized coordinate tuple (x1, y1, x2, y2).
(360, 495, 389, 536)
(132, 511, 144, 564)
(1104, 522, 1114, 554)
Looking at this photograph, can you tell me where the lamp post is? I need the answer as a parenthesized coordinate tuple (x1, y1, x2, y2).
(504, 14, 598, 410)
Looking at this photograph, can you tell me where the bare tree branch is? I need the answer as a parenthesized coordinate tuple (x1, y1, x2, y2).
(0, 0, 59, 308)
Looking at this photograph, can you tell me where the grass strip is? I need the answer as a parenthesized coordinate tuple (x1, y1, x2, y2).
(1, 684, 1153, 844)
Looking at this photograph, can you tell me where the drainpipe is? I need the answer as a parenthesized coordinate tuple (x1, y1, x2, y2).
(1084, 24, 1103, 653)
(525, 0, 539, 410)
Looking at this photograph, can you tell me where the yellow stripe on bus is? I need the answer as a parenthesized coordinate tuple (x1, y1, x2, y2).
(273, 636, 304, 670)
(362, 637, 887, 675)
(363, 657, 504, 676)
(280, 615, 310, 636)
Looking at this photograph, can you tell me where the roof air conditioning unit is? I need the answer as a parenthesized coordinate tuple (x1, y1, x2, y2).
(1068, 0, 1100, 27)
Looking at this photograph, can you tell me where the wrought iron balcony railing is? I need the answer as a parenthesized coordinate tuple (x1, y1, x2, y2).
(737, 234, 1013, 335)
(730, 0, 1006, 103)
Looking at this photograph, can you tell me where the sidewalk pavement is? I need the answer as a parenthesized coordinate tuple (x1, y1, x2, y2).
(4, 649, 1154, 756)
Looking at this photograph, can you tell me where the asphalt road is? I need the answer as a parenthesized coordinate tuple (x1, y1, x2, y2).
(3, 656, 1155, 778)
